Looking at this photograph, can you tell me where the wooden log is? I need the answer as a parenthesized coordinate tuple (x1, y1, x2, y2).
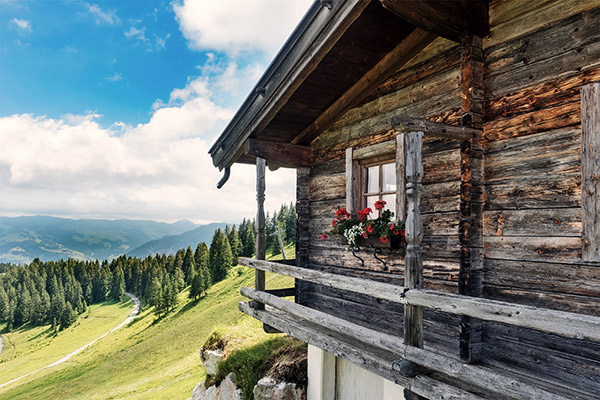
(485, 0, 600, 48)
(292, 28, 436, 145)
(238, 258, 600, 341)
(459, 35, 484, 363)
(581, 82, 600, 261)
(345, 147, 359, 215)
(404, 131, 424, 352)
(380, 0, 488, 43)
(485, 174, 581, 210)
(403, 289, 600, 342)
(392, 115, 477, 141)
(483, 209, 582, 237)
(483, 258, 600, 297)
(239, 302, 487, 400)
(240, 288, 567, 400)
(296, 168, 310, 270)
(484, 236, 581, 263)
(396, 133, 406, 221)
(485, 66, 600, 121)
(255, 157, 266, 311)
(242, 139, 311, 168)
(485, 7, 600, 78)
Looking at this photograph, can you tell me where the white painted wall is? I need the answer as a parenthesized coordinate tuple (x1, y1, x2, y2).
(307, 345, 406, 400)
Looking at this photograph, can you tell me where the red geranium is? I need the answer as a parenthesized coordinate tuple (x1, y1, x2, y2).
(390, 223, 395, 230)
(321, 233, 328, 240)
(400, 229, 406, 236)
(380, 236, 388, 243)
(393, 229, 399, 235)
(367, 225, 373, 233)
(357, 207, 373, 221)
(362, 231, 368, 238)
(332, 220, 336, 227)
(374, 200, 386, 210)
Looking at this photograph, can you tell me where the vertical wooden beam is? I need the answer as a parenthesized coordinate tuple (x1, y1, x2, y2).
(459, 35, 484, 362)
(296, 167, 310, 305)
(403, 131, 424, 400)
(255, 157, 266, 311)
(396, 133, 406, 222)
(345, 147, 359, 214)
(581, 82, 600, 262)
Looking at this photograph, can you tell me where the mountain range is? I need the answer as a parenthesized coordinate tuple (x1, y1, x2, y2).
(0, 216, 228, 264)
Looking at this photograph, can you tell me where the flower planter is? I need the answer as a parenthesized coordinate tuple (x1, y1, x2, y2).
(356, 235, 403, 250)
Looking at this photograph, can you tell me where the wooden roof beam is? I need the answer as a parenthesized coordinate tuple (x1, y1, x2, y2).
(392, 114, 479, 141)
(241, 138, 311, 169)
(292, 28, 436, 145)
(380, 0, 489, 43)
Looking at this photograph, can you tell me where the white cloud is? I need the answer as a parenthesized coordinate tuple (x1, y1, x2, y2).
(10, 18, 31, 34)
(0, 71, 296, 223)
(173, 0, 312, 55)
(105, 72, 123, 82)
(87, 4, 118, 24)
(125, 26, 147, 42)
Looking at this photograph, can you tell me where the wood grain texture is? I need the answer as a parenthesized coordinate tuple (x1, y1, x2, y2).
(581, 82, 600, 261)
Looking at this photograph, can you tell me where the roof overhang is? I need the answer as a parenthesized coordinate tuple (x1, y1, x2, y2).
(209, 0, 489, 172)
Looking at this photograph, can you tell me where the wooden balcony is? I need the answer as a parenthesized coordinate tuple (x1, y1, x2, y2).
(238, 257, 600, 400)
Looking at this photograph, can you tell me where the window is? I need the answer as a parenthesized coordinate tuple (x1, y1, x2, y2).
(346, 135, 405, 221)
(361, 158, 396, 216)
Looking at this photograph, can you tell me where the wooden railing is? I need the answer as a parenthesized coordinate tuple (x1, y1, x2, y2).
(238, 257, 600, 400)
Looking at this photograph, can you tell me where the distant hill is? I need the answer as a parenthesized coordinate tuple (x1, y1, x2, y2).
(126, 222, 228, 258)
(0, 216, 199, 264)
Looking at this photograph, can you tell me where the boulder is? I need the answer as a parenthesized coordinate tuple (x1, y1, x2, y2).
(192, 381, 218, 400)
(200, 348, 224, 376)
(219, 373, 242, 400)
(253, 377, 306, 400)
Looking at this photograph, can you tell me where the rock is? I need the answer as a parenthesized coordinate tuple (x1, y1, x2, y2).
(219, 373, 242, 400)
(200, 348, 224, 375)
(192, 381, 207, 400)
(192, 381, 218, 400)
(253, 377, 306, 400)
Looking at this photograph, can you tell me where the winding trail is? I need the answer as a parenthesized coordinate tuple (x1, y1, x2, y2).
(0, 292, 140, 389)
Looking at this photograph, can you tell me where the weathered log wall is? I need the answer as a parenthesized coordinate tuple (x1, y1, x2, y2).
(301, 36, 464, 355)
(297, 0, 600, 397)
(481, 1, 600, 397)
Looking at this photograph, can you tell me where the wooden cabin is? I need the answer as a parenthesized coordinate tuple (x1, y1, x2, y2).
(210, 1, 600, 399)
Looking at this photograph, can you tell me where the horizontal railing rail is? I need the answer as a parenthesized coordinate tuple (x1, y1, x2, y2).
(240, 286, 566, 400)
(239, 257, 600, 342)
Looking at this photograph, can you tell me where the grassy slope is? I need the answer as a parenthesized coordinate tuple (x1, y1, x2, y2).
(0, 259, 293, 399)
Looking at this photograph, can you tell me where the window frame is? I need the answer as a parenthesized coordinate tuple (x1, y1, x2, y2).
(358, 156, 397, 213)
(345, 135, 406, 222)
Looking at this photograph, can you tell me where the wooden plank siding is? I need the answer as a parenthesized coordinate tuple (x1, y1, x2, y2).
(293, 1, 600, 397)
(479, 1, 600, 397)
(300, 36, 464, 356)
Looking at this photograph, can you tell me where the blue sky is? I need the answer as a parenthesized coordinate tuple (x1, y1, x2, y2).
(0, 0, 312, 223)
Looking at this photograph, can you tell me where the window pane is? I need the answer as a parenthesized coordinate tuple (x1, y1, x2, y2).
(366, 166, 379, 193)
(381, 194, 395, 214)
(382, 163, 396, 192)
(365, 195, 378, 217)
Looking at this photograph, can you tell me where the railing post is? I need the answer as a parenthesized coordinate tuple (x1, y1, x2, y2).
(403, 131, 424, 400)
(255, 157, 266, 310)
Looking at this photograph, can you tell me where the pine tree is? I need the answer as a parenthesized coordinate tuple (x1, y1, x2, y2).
(0, 286, 9, 323)
(59, 301, 77, 330)
(227, 225, 242, 266)
(109, 265, 126, 301)
(242, 222, 256, 257)
(189, 271, 201, 300)
(209, 229, 233, 283)
(182, 246, 196, 285)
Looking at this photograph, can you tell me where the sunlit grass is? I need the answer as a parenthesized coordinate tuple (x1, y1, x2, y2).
(0, 265, 294, 399)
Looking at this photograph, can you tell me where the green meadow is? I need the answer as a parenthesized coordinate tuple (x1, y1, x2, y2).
(0, 257, 293, 399)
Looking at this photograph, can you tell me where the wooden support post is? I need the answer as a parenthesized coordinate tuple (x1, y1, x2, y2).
(295, 167, 310, 305)
(345, 147, 359, 215)
(581, 82, 600, 262)
(403, 131, 424, 400)
(395, 134, 406, 222)
(459, 35, 484, 363)
(255, 157, 267, 311)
